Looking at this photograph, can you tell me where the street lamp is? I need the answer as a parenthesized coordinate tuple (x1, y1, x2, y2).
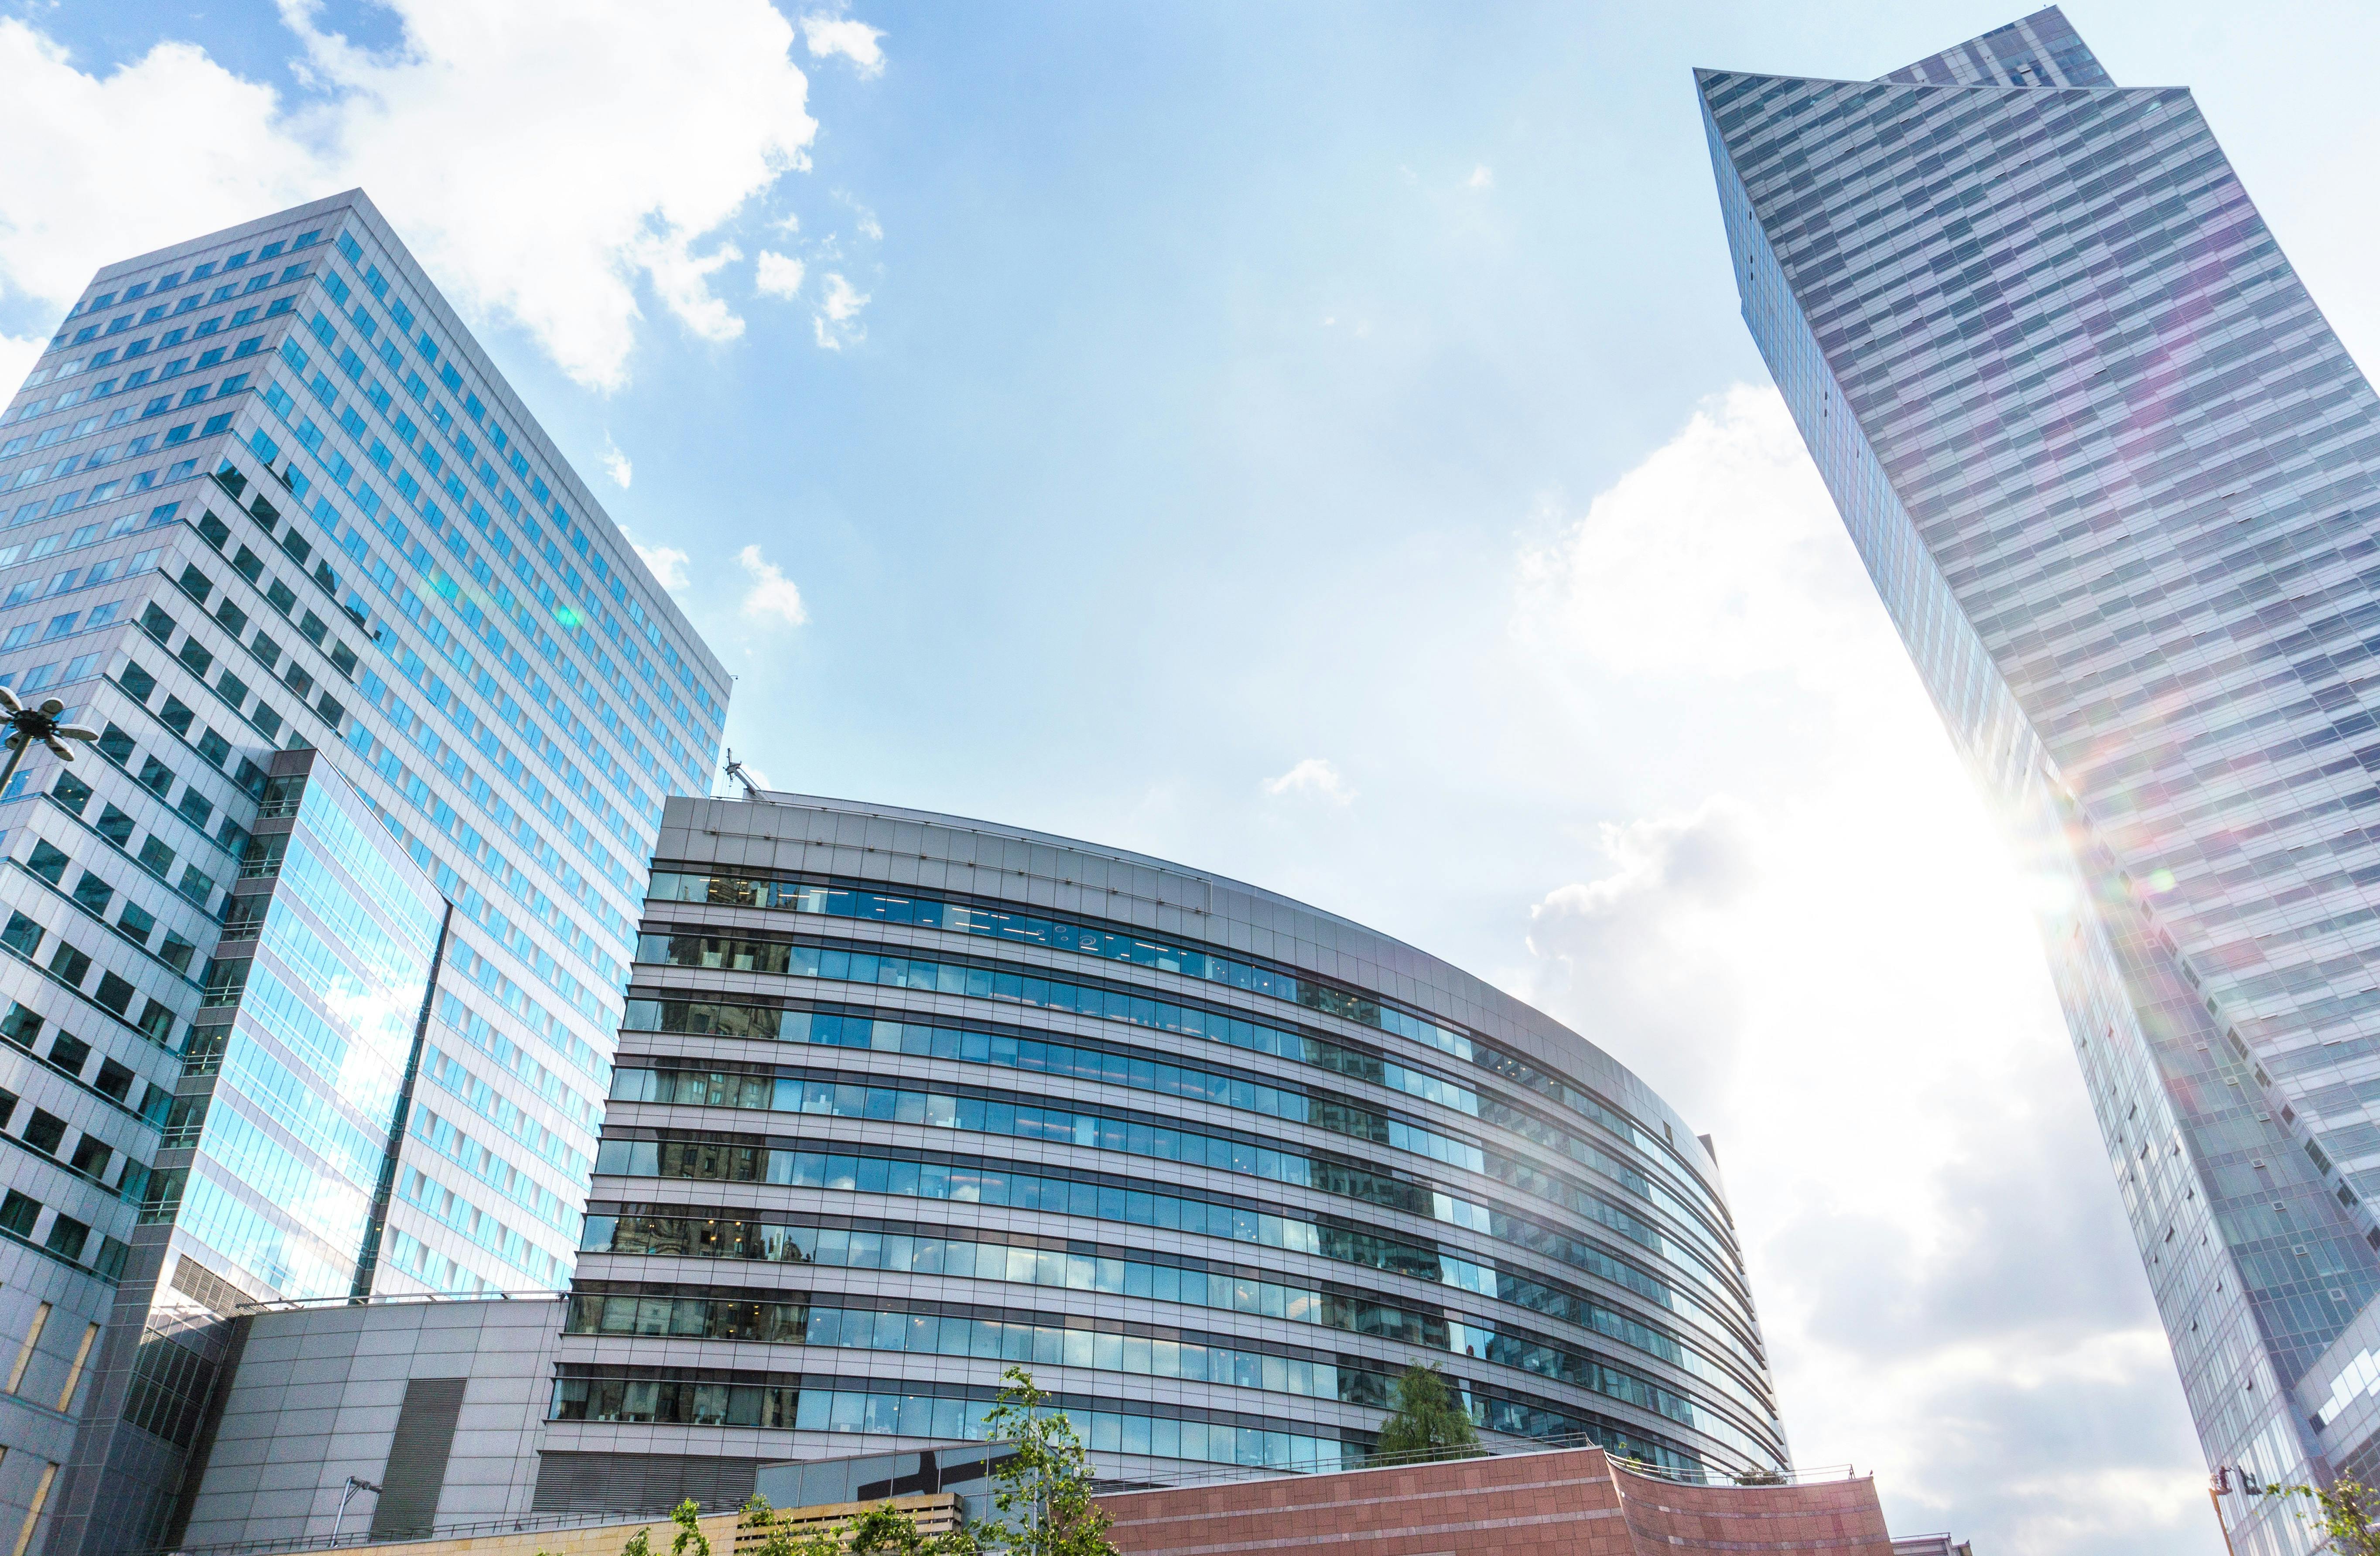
(0, 686, 97, 798)
(331, 1475, 382, 1544)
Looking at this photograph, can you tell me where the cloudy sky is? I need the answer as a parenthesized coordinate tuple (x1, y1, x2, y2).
(18, 0, 2380, 1549)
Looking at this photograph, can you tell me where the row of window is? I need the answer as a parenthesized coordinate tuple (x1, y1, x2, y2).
(397, 1166, 565, 1285)
(4, 358, 265, 517)
(409, 1101, 578, 1238)
(194, 458, 639, 1005)
(265, 377, 683, 836)
(579, 1208, 1770, 1428)
(8, 450, 208, 529)
(550, 1375, 1368, 1473)
(627, 1000, 1721, 1287)
(233, 423, 663, 939)
(423, 1045, 590, 1181)
(590, 1133, 1761, 1377)
(0, 1055, 146, 1202)
(0, 1185, 125, 1277)
(270, 322, 711, 790)
(653, 869, 1721, 1228)
(6, 869, 188, 1045)
(609, 1059, 1709, 1325)
(326, 229, 724, 734)
(61, 233, 318, 328)
(565, 1287, 1747, 1455)
(37, 324, 282, 434)
(631, 934, 1735, 1280)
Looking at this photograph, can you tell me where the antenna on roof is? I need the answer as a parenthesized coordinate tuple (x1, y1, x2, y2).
(723, 749, 761, 801)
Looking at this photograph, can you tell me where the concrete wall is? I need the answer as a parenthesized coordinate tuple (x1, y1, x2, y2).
(179, 1296, 562, 1549)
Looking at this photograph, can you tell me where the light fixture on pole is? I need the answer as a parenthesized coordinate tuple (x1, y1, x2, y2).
(331, 1475, 381, 1544)
(0, 686, 98, 798)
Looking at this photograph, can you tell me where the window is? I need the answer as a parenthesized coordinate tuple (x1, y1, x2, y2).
(136, 837, 174, 878)
(51, 771, 92, 815)
(177, 865, 214, 908)
(0, 1191, 38, 1236)
(115, 902, 155, 947)
(214, 598, 248, 635)
(27, 840, 69, 884)
(265, 580, 297, 616)
(195, 729, 231, 768)
(0, 1014, 41, 1072)
(47, 1034, 89, 1076)
(0, 917, 39, 959)
(176, 790, 212, 830)
(68, 1136, 112, 1181)
(95, 973, 134, 1017)
(96, 724, 135, 764)
(177, 639, 213, 678)
(70, 871, 113, 915)
(158, 696, 194, 737)
(44, 1213, 88, 1263)
(94, 806, 134, 847)
(95, 1059, 134, 1102)
(47, 942, 91, 986)
(158, 933, 195, 975)
(23, 1109, 66, 1153)
(135, 757, 174, 796)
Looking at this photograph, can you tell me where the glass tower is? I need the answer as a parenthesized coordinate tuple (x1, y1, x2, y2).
(1702, 10, 2380, 1551)
(540, 792, 1785, 1510)
(0, 192, 728, 1556)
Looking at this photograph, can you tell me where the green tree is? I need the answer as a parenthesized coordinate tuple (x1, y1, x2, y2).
(670, 1500, 711, 1556)
(622, 1526, 655, 1556)
(2277, 1479, 2380, 1555)
(1371, 1364, 1480, 1465)
(966, 1367, 1117, 1556)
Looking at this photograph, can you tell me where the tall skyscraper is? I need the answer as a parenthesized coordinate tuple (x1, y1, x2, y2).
(546, 792, 1784, 1505)
(0, 193, 728, 1556)
(1702, 10, 2380, 1552)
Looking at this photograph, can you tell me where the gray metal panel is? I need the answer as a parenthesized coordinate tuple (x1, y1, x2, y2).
(370, 1376, 466, 1538)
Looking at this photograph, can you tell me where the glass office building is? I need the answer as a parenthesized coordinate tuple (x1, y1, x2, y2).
(539, 792, 1785, 1510)
(0, 192, 728, 1556)
(1702, 10, 2380, 1551)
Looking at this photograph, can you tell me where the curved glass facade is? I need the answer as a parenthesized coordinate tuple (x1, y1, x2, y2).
(543, 793, 1785, 1497)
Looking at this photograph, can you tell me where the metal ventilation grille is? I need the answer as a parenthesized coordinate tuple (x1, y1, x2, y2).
(531, 1451, 763, 1516)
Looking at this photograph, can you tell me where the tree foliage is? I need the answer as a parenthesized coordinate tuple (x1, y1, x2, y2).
(2277, 1479, 2380, 1556)
(966, 1367, 1118, 1556)
(1371, 1364, 1481, 1464)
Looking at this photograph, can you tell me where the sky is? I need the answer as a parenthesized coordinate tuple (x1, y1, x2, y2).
(15, 1, 2380, 1550)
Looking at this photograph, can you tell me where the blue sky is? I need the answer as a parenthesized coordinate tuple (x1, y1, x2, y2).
(15, 2, 2380, 1551)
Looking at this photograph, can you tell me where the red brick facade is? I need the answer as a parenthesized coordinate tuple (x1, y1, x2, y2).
(1098, 1447, 1897, 1556)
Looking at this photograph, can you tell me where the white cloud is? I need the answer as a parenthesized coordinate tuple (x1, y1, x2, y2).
(1262, 758, 1354, 805)
(755, 249, 807, 299)
(1508, 389, 2206, 1553)
(0, 335, 44, 402)
(1467, 163, 1494, 190)
(0, 1, 824, 392)
(838, 191, 884, 241)
(633, 542, 689, 592)
(800, 12, 886, 78)
(599, 435, 632, 488)
(1516, 385, 1887, 688)
(736, 544, 809, 625)
(813, 271, 870, 350)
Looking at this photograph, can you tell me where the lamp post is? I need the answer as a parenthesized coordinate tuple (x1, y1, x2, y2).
(331, 1476, 381, 1544)
(0, 686, 98, 799)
